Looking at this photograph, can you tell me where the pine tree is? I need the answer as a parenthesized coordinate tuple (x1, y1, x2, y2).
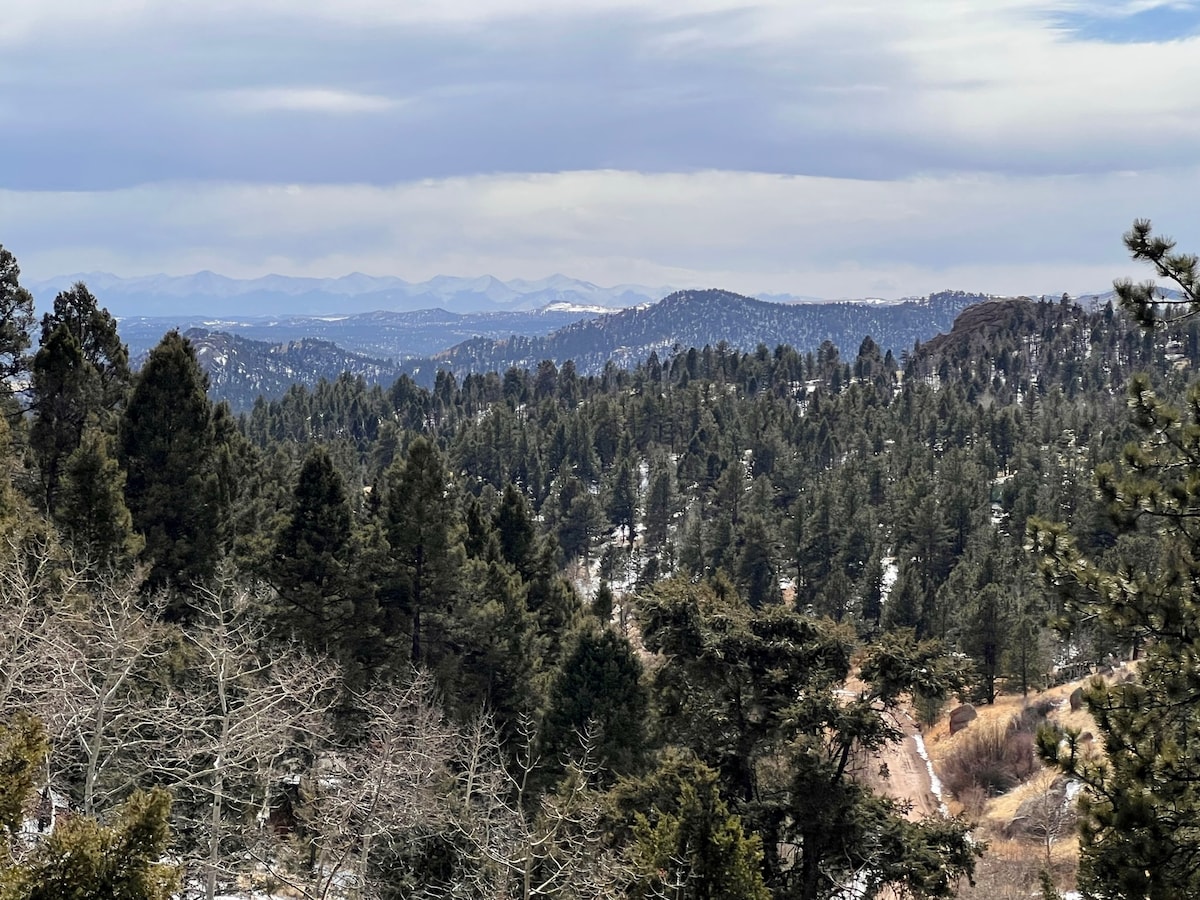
(29, 326, 93, 515)
(29, 283, 131, 515)
(384, 437, 463, 668)
(605, 458, 638, 544)
(2, 788, 179, 900)
(55, 425, 143, 570)
(0, 246, 34, 393)
(444, 557, 540, 737)
(640, 576, 976, 899)
(0, 713, 47, 839)
(269, 445, 357, 652)
(612, 753, 770, 900)
(119, 331, 223, 599)
(495, 482, 536, 576)
(0, 715, 177, 900)
(1030, 220, 1200, 899)
(539, 627, 647, 784)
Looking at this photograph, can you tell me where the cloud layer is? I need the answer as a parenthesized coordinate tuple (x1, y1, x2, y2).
(2, 0, 1198, 297)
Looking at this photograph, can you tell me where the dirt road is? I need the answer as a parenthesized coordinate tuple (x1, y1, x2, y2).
(863, 708, 945, 821)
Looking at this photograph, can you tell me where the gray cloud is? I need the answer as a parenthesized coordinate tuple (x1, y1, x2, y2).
(4, 3, 1198, 190)
(3, 1, 1199, 297)
(4, 167, 1193, 298)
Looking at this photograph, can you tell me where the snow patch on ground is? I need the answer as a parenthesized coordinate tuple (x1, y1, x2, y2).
(880, 554, 898, 606)
(912, 732, 950, 817)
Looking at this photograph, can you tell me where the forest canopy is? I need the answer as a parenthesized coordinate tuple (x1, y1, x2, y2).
(1, 223, 1198, 898)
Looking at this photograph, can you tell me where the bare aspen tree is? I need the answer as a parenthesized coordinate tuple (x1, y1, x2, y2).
(0, 542, 174, 819)
(1024, 768, 1075, 869)
(41, 571, 174, 816)
(455, 715, 631, 900)
(0, 534, 71, 720)
(155, 581, 339, 900)
(261, 671, 458, 900)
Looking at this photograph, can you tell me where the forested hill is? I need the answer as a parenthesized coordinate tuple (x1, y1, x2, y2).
(177, 329, 403, 411)
(406, 288, 988, 383)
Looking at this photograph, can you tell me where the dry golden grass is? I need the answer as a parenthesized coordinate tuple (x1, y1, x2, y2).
(925, 670, 1134, 896)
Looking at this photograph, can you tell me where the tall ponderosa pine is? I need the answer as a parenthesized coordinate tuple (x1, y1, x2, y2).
(30, 283, 131, 516)
(384, 437, 463, 668)
(270, 445, 357, 652)
(120, 331, 223, 598)
(1031, 220, 1200, 900)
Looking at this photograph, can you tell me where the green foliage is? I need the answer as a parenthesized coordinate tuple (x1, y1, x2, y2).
(0, 247, 34, 390)
(614, 754, 770, 900)
(1028, 220, 1200, 899)
(268, 444, 358, 651)
(55, 425, 142, 570)
(540, 626, 647, 784)
(0, 714, 47, 838)
(383, 437, 464, 668)
(1, 788, 178, 900)
(29, 283, 131, 516)
(443, 557, 541, 737)
(641, 576, 977, 899)
(119, 331, 225, 597)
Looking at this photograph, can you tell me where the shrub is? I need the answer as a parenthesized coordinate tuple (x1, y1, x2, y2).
(942, 715, 1040, 800)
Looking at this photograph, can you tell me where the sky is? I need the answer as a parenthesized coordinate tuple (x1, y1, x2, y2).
(2, 0, 1199, 300)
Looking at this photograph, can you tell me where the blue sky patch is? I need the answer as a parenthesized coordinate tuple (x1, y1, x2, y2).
(1051, 2, 1200, 43)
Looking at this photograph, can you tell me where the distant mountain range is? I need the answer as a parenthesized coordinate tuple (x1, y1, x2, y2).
(168, 288, 996, 407)
(399, 288, 991, 384)
(176, 329, 403, 412)
(28, 272, 681, 317)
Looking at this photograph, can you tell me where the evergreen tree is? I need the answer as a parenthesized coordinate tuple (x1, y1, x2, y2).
(445, 557, 540, 737)
(0, 716, 177, 900)
(611, 753, 770, 900)
(119, 331, 224, 599)
(384, 437, 463, 668)
(29, 283, 131, 515)
(269, 445, 357, 652)
(495, 482, 536, 576)
(605, 458, 638, 544)
(539, 627, 647, 784)
(0, 246, 34, 393)
(735, 515, 777, 608)
(644, 462, 674, 547)
(1030, 220, 1200, 899)
(640, 576, 976, 898)
(0, 713, 47, 839)
(2, 788, 178, 900)
(55, 425, 142, 570)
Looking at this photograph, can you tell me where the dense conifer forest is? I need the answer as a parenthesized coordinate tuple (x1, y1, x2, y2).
(2, 222, 1200, 899)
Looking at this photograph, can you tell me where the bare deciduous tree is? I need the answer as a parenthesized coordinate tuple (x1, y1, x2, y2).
(455, 715, 631, 900)
(260, 670, 458, 900)
(154, 581, 340, 900)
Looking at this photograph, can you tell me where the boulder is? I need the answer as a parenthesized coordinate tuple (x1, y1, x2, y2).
(948, 704, 977, 735)
(1069, 686, 1084, 711)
